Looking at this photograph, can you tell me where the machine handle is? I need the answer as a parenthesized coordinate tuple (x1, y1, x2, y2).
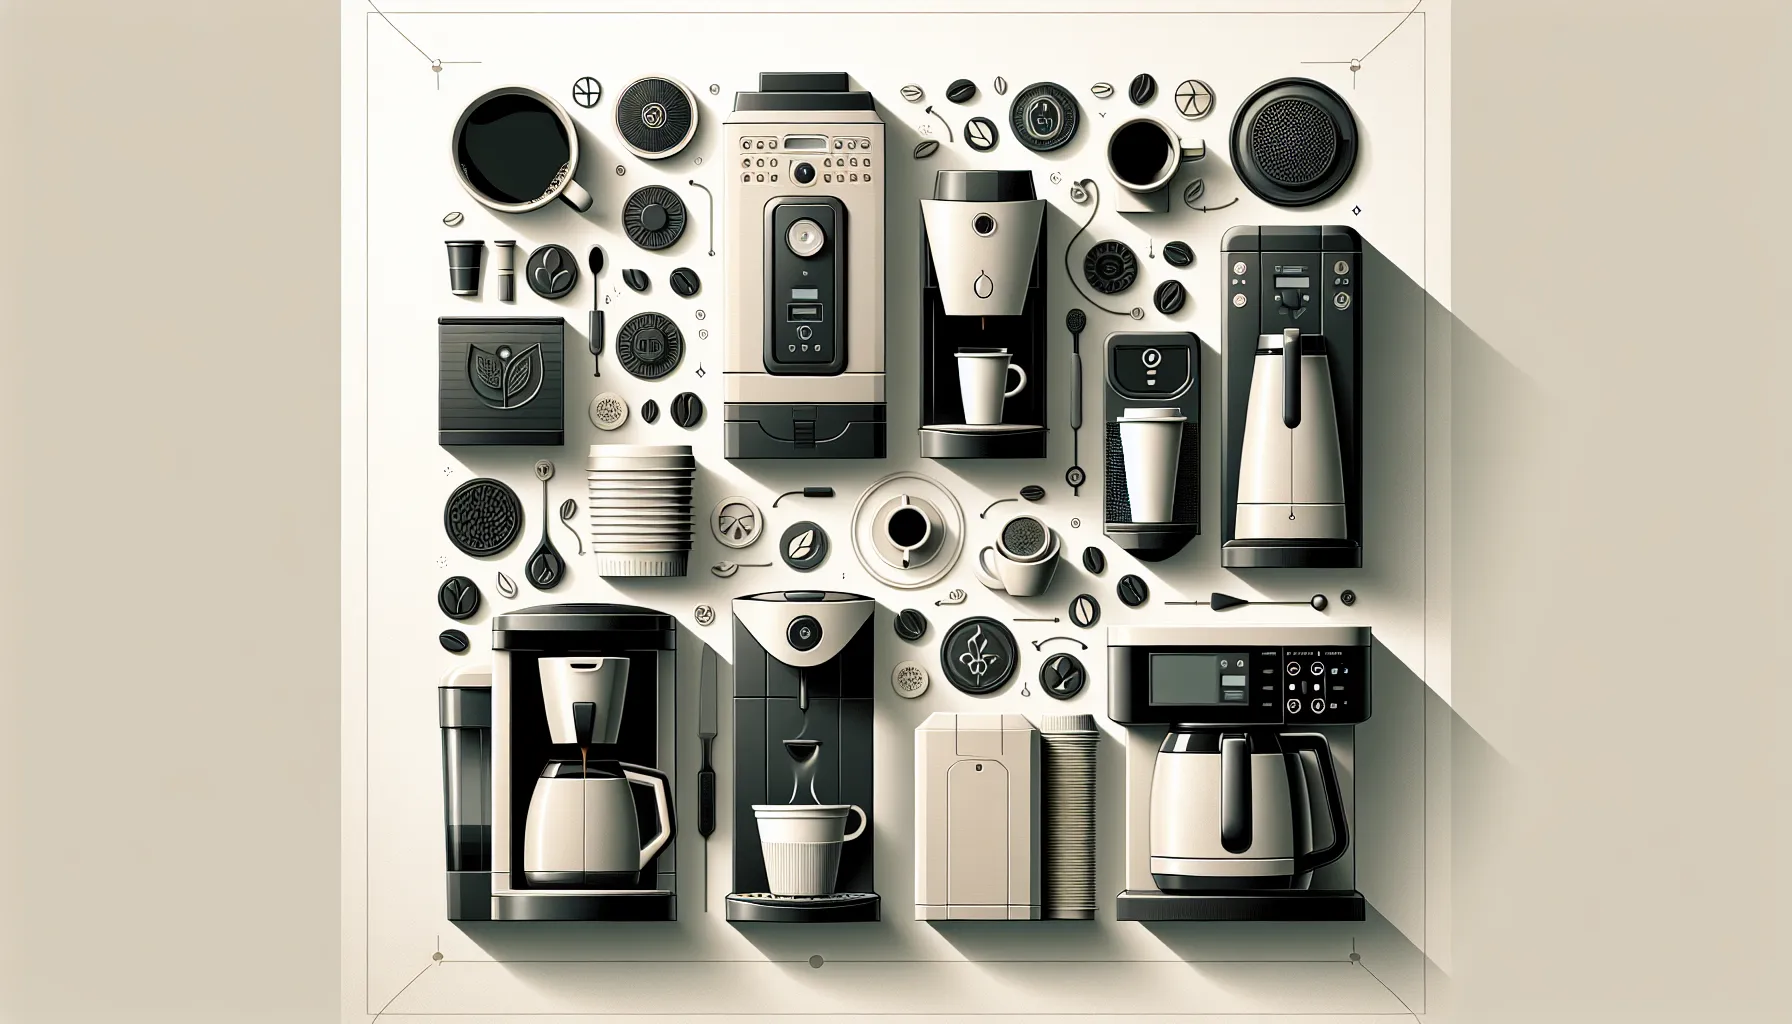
(1283, 733, 1350, 875)
(1281, 328, 1302, 429)
(1219, 733, 1253, 854)
(621, 763, 676, 870)
(698, 738, 716, 838)
(1070, 352, 1083, 431)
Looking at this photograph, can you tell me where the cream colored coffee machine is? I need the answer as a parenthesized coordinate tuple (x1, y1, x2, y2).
(724, 73, 885, 458)
(915, 713, 1041, 920)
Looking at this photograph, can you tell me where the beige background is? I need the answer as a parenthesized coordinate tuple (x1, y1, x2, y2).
(0, 1, 1784, 1023)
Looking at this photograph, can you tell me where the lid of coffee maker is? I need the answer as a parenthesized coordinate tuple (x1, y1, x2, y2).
(492, 603, 676, 649)
(932, 169, 1036, 202)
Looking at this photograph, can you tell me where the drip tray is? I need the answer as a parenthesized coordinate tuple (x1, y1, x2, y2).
(1116, 889, 1364, 922)
(492, 889, 676, 921)
(726, 891, 881, 923)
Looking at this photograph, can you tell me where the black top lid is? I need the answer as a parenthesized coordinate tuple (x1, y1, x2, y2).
(492, 603, 675, 636)
(1221, 225, 1361, 253)
(931, 169, 1036, 202)
(733, 72, 876, 112)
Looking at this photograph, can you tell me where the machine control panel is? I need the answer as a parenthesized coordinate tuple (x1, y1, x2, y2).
(763, 197, 847, 375)
(1110, 339, 1194, 400)
(1107, 627, 1372, 726)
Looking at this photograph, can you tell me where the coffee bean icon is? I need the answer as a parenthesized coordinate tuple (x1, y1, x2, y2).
(965, 117, 999, 152)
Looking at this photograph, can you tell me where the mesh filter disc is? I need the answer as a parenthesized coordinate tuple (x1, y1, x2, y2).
(1001, 516, 1049, 558)
(1249, 97, 1339, 187)
(615, 77, 697, 158)
(443, 478, 523, 556)
(614, 313, 685, 380)
(621, 186, 688, 251)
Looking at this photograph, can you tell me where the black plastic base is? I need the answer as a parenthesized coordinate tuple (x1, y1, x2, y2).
(1117, 889, 1364, 922)
(1105, 523, 1198, 562)
(1221, 540, 1362, 569)
(490, 890, 676, 921)
(725, 403, 887, 459)
(446, 871, 492, 922)
(440, 428, 564, 446)
(919, 426, 1047, 459)
(725, 892, 881, 923)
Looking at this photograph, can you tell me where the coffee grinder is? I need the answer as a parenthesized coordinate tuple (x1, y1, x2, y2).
(1107, 624, 1371, 921)
(918, 170, 1048, 459)
(438, 603, 680, 922)
(1221, 226, 1363, 568)
(724, 73, 886, 458)
(727, 591, 880, 922)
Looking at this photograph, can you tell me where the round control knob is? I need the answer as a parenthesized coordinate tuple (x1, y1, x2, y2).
(787, 615, 823, 652)
(787, 218, 826, 257)
(793, 161, 816, 185)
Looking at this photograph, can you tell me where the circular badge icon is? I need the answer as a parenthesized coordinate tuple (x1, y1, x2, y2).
(940, 616, 1019, 695)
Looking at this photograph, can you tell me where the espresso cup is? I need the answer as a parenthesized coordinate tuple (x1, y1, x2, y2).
(974, 515, 1061, 597)
(1107, 118, 1205, 212)
(1117, 407, 1186, 523)
(957, 348, 1028, 426)
(753, 804, 868, 897)
(452, 86, 594, 214)
(871, 494, 943, 570)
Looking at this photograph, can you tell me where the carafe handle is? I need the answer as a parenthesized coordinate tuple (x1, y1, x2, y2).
(1281, 328, 1303, 428)
(1282, 733, 1349, 875)
(620, 763, 675, 870)
(1219, 733, 1253, 854)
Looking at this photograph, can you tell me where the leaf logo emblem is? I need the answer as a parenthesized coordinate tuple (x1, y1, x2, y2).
(788, 529, 815, 560)
(496, 571, 518, 599)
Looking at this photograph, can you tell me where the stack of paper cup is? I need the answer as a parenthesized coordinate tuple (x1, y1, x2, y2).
(1116, 407, 1186, 523)
(1040, 714, 1099, 920)
(586, 444, 695, 577)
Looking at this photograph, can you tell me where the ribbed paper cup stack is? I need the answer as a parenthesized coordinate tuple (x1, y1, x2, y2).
(586, 444, 695, 577)
(1040, 714, 1098, 920)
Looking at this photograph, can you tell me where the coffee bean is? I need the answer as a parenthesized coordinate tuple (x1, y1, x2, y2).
(913, 140, 940, 160)
(1082, 546, 1106, 575)
(1069, 594, 1101, 628)
(1129, 73, 1157, 106)
(1154, 279, 1187, 315)
(669, 267, 700, 297)
(900, 84, 925, 103)
(439, 629, 470, 653)
(1162, 240, 1194, 267)
(671, 392, 704, 428)
(640, 398, 660, 424)
(993, 77, 1008, 96)
(946, 78, 977, 103)
(622, 268, 649, 292)
(1117, 574, 1150, 608)
(1091, 82, 1114, 99)
(894, 608, 928, 642)
(443, 211, 464, 227)
(965, 117, 999, 152)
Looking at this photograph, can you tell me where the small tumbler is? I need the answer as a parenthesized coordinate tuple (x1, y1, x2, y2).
(445, 240, 484, 296)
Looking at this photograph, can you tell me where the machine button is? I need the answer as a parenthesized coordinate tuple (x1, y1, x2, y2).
(1287, 698, 1303, 713)
(1233, 261, 1247, 275)
(787, 615, 823, 652)
(742, 140, 752, 150)
(1334, 259, 1350, 275)
(1333, 291, 1352, 310)
(1286, 662, 1301, 677)
(1311, 698, 1326, 713)
(834, 139, 844, 149)
(1310, 661, 1325, 676)
(1232, 292, 1247, 307)
(797, 325, 813, 341)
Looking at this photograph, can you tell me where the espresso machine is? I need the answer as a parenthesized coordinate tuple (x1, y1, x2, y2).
(1103, 331, 1200, 561)
(918, 170, 1048, 459)
(438, 604, 679, 921)
(1221, 226, 1362, 567)
(727, 591, 879, 922)
(724, 73, 886, 458)
(1107, 625, 1371, 921)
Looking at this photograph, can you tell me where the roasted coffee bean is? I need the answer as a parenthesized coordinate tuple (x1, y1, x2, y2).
(1117, 574, 1150, 608)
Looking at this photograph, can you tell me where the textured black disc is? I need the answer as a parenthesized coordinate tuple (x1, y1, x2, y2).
(1084, 239, 1138, 294)
(614, 312, 685, 380)
(940, 616, 1018, 694)
(1162, 240, 1194, 267)
(1009, 82, 1080, 152)
(437, 576, 481, 620)
(1154, 279, 1187, 315)
(614, 76, 698, 158)
(622, 186, 688, 251)
(444, 478, 523, 557)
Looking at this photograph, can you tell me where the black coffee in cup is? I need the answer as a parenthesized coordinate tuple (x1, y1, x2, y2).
(887, 506, 930, 548)
(1108, 120, 1174, 186)
(456, 92, 572, 205)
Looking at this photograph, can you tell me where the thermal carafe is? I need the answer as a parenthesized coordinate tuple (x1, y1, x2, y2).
(1234, 327, 1347, 541)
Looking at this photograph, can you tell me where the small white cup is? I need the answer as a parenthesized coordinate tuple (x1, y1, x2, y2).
(753, 804, 868, 897)
(956, 348, 1028, 425)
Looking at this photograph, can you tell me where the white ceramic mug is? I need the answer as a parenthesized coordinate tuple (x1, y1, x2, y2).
(452, 86, 595, 214)
(974, 514, 1061, 597)
(1107, 118, 1205, 195)
(956, 348, 1028, 425)
(1117, 408, 1186, 523)
(753, 804, 868, 897)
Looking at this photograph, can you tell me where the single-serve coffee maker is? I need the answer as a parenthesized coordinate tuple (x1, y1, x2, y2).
(1107, 625, 1371, 921)
(919, 170, 1048, 459)
(1107, 118, 1205, 214)
(1221, 226, 1362, 567)
(728, 591, 879, 922)
(724, 73, 886, 459)
(438, 604, 679, 921)
(1103, 332, 1200, 561)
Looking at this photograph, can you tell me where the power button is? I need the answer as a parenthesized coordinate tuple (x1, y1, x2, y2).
(1310, 698, 1326, 714)
(1286, 698, 1303, 713)
(787, 615, 823, 652)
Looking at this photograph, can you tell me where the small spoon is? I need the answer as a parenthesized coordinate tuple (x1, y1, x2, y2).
(710, 560, 772, 578)
(525, 460, 565, 590)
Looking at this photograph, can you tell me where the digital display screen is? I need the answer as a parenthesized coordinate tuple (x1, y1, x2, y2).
(790, 288, 820, 300)
(1149, 654, 1249, 705)
(1274, 276, 1310, 289)
(782, 136, 828, 151)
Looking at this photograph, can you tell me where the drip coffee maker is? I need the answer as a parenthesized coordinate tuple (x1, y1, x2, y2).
(728, 591, 880, 922)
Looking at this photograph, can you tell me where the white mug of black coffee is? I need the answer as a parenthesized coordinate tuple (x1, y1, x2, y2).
(1107, 118, 1204, 211)
(452, 86, 594, 214)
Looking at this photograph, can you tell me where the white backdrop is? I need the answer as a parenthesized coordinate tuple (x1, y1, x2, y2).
(341, 1, 1450, 1019)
